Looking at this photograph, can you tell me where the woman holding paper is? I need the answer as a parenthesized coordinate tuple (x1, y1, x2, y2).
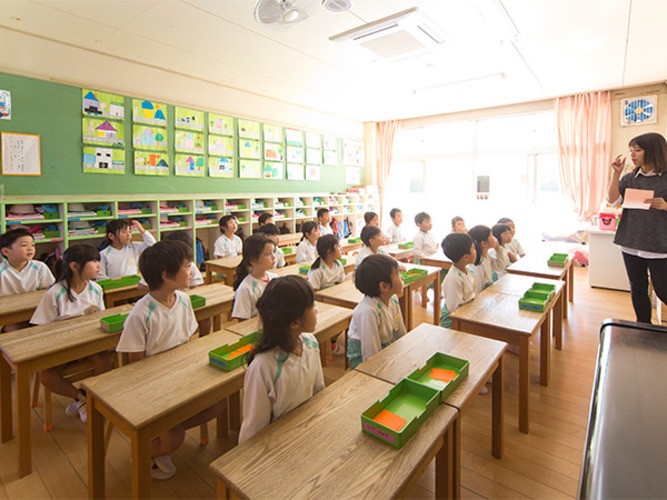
(608, 132, 667, 323)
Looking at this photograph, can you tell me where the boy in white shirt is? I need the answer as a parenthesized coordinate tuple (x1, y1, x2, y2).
(451, 216, 468, 234)
(347, 254, 406, 369)
(439, 232, 477, 329)
(117, 240, 226, 480)
(258, 212, 274, 226)
(295, 221, 320, 263)
(413, 212, 439, 261)
(256, 223, 286, 268)
(0, 228, 55, 330)
(214, 215, 243, 258)
(98, 219, 155, 280)
(355, 225, 385, 269)
(317, 208, 333, 236)
(385, 208, 406, 243)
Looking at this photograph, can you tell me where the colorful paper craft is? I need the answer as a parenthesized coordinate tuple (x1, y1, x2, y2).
(175, 130, 204, 154)
(82, 89, 124, 119)
(83, 118, 124, 147)
(287, 163, 304, 180)
(287, 145, 304, 163)
(240, 160, 261, 179)
(305, 131, 321, 149)
(209, 156, 234, 178)
(306, 148, 322, 165)
(175, 153, 205, 177)
(286, 128, 303, 146)
(323, 150, 338, 165)
(133, 125, 167, 151)
(134, 151, 169, 176)
(306, 165, 320, 181)
(428, 368, 457, 383)
(209, 113, 234, 135)
(175, 106, 204, 131)
(132, 99, 167, 126)
(323, 134, 337, 150)
(264, 142, 284, 161)
(209, 135, 234, 156)
(83, 146, 124, 174)
(373, 409, 407, 432)
(239, 139, 260, 159)
(263, 124, 283, 143)
(343, 138, 364, 166)
(238, 119, 260, 139)
(263, 162, 283, 180)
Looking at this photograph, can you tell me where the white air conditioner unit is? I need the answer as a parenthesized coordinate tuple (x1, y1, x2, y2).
(329, 8, 446, 60)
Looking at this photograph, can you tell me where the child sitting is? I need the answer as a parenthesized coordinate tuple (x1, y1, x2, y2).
(490, 223, 512, 276)
(413, 212, 439, 261)
(214, 215, 243, 258)
(232, 233, 278, 320)
(31, 245, 110, 423)
(138, 231, 203, 289)
(385, 208, 406, 243)
(355, 225, 386, 269)
(295, 221, 320, 263)
(439, 233, 477, 329)
(258, 212, 274, 226)
(364, 211, 379, 227)
(317, 208, 333, 236)
(239, 276, 323, 442)
(451, 216, 467, 233)
(256, 223, 286, 268)
(98, 219, 155, 280)
(347, 254, 406, 369)
(498, 217, 524, 261)
(116, 240, 226, 480)
(307, 234, 346, 290)
(468, 225, 499, 293)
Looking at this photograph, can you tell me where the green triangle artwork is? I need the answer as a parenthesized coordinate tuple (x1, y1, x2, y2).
(263, 162, 284, 180)
(135, 151, 169, 176)
(175, 154, 205, 177)
(175, 130, 204, 154)
(133, 125, 168, 151)
(132, 99, 167, 126)
(209, 156, 234, 178)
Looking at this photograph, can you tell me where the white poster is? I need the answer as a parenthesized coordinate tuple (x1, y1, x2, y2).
(1, 132, 41, 175)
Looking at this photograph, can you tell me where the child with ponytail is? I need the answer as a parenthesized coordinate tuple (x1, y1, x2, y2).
(232, 233, 277, 320)
(307, 234, 346, 291)
(295, 221, 320, 263)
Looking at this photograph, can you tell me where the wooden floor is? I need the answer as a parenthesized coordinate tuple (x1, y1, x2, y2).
(0, 267, 657, 499)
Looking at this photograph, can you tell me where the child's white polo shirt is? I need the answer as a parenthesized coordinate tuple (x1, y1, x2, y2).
(490, 246, 510, 276)
(98, 232, 156, 280)
(273, 246, 285, 269)
(354, 246, 374, 269)
(116, 290, 198, 357)
(30, 280, 105, 324)
(213, 234, 243, 259)
(507, 237, 525, 257)
(232, 272, 278, 319)
(307, 260, 345, 290)
(442, 266, 477, 315)
(295, 239, 317, 263)
(472, 255, 495, 293)
(318, 224, 333, 236)
(0, 260, 55, 297)
(386, 223, 406, 243)
(238, 333, 324, 443)
(413, 230, 438, 258)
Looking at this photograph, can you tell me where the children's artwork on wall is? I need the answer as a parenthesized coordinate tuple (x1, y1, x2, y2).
(306, 165, 320, 181)
(323, 149, 338, 165)
(305, 131, 321, 149)
(82, 89, 124, 119)
(286, 128, 303, 146)
(286, 145, 304, 163)
(239, 139, 260, 159)
(209, 113, 234, 135)
(175, 130, 204, 153)
(133, 125, 167, 151)
(175, 153, 205, 177)
(82, 118, 125, 147)
(175, 106, 204, 131)
(263, 123, 283, 143)
(209, 135, 234, 156)
(306, 148, 322, 165)
(322, 134, 337, 150)
(264, 142, 284, 161)
(83, 146, 124, 174)
(209, 156, 234, 178)
(343, 139, 364, 166)
(346, 166, 361, 185)
(134, 151, 169, 176)
(1, 132, 41, 176)
(263, 162, 283, 180)
(238, 119, 260, 139)
(0, 89, 11, 120)
(132, 99, 167, 126)
(239, 159, 261, 178)
(287, 163, 304, 180)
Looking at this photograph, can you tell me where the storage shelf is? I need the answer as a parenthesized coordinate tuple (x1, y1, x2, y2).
(68, 234, 105, 241)
(5, 218, 63, 225)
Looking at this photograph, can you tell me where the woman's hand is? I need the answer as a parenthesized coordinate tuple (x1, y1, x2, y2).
(611, 154, 626, 174)
(645, 197, 667, 211)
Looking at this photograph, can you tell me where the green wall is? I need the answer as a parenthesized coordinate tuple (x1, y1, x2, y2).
(0, 72, 364, 196)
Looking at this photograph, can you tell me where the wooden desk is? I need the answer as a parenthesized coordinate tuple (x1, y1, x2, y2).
(0, 285, 233, 477)
(205, 256, 242, 285)
(84, 330, 245, 499)
(282, 248, 296, 265)
(508, 255, 574, 318)
(225, 302, 352, 367)
(381, 243, 414, 262)
(418, 251, 453, 270)
(449, 280, 563, 433)
(340, 238, 364, 253)
(0, 289, 46, 326)
(209, 370, 459, 499)
(278, 233, 301, 247)
(356, 323, 507, 494)
(103, 284, 146, 309)
(272, 260, 355, 278)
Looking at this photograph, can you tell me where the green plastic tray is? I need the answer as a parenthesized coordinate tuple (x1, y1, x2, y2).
(347, 237, 362, 244)
(208, 331, 261, 371)
(361, 379, 440, 449)
(406, 352, 469, 404)
(282, 247, 294, 255)
(547, 253, 568, 268)
(299, 265, 311, 275)
(96, 209, 111, 216)
(531, 282, 556, 293)
(401, 268, 428, 284)
(518, 290, 551, 312)
(398, 242, 414, 249)
(338, 258, 347, 265)
(190, 294, 206, 309)
(97, 274, 141, 291)
(100, 313, 129, 333)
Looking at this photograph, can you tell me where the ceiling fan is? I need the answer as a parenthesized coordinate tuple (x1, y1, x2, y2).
(254, 0, 351, 30)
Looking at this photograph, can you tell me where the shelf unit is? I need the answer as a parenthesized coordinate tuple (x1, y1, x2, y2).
(1, 191, 379, 257)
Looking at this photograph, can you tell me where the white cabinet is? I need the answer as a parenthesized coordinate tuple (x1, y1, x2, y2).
(589, 228, 630, 292)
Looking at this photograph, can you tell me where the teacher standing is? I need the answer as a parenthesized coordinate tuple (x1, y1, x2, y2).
(608, 132, 667, 323)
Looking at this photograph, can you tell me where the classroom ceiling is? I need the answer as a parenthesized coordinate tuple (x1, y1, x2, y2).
(1, 0, 666, 122)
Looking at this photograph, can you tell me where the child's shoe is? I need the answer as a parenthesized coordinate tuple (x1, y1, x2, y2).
(65, 399, 87, 423)
(331, 343, 345, 356)
(151, 455, 176, 480)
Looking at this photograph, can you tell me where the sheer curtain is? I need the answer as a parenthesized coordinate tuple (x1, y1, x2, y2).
(376, 120, 401, 221)
(555, 91, 611, 220)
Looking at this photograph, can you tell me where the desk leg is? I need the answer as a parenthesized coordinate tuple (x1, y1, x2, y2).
(217, 479, 229, 499)
(406, 291, 413, 331)
(433, 276, 441, 326)
(0, 356, 12, 442)
(213, 313, 221, 332)
(492, 356, 504, 459)
(553, 293, 563, 350)
(229, 391, 241, 433)
(568, 264, 574, 303)
(226, 273, 235, 287)
(16, 365, 32, 477)
(518, 337, 530, 434)
(562, 278, 569, 320)
(130, 428, 151, 499)
(421, 285, 428, 308)
(88, 397, 106, 499)
(540, 318, 551, 387)
(449, 415, 461, 499)
(206, 265, 212, 285)
(435, 424, 452, 500)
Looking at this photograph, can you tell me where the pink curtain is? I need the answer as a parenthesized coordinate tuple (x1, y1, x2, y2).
(555, 91, 611, 220)
(375, 120, 401, 221)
